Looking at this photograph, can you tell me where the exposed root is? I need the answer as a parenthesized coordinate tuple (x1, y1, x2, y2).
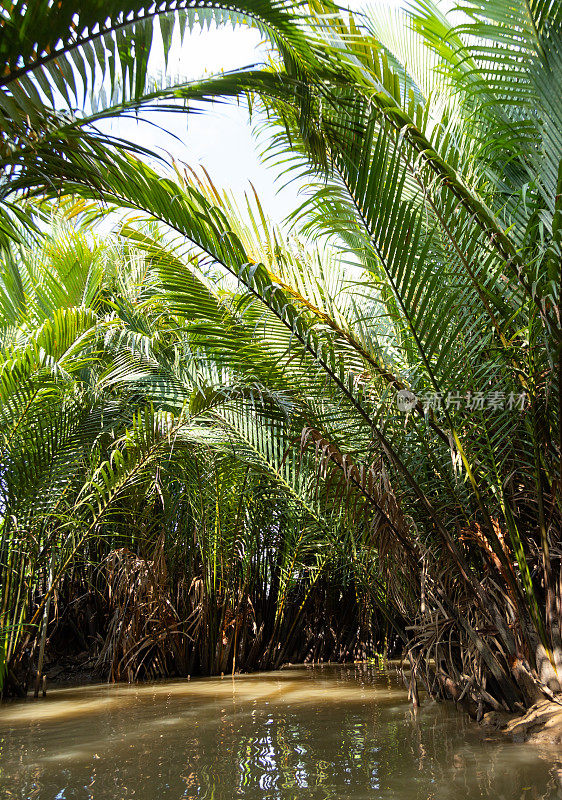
(481, 698, 562, 746)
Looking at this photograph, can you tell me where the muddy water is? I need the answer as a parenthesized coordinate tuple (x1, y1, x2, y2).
(0, 664, 560, 799)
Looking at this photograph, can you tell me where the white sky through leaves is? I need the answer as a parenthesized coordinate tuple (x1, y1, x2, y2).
(102, 1, 397, 226)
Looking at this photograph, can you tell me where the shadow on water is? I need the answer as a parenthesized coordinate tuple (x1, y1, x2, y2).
(0, 663, 560, 799)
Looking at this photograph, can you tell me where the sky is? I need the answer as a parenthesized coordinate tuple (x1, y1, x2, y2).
(100, 2, 398, 227)
(101, 25, 301, 226)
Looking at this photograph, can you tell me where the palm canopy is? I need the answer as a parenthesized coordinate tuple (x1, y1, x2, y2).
(0, 0, 323, 245)
(1, 0, 562, 712)
(0, 200, 391, 687)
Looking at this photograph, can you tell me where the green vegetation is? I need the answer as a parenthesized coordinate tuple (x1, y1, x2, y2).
(1, 0, 561, 718)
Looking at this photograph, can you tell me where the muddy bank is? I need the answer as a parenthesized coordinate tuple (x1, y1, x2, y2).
(481, 698, 562, 747)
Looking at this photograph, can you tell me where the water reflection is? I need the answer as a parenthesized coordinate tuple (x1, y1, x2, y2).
(0, 664, 559, 799)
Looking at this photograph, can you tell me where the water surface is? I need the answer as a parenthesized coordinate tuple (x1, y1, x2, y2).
(0, 663, 560, 799)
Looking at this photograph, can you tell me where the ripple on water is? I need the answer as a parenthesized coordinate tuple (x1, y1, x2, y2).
(0, 664, 559, 800)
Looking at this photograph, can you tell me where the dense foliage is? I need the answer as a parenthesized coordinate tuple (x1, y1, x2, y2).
(1, 0, 562, 715)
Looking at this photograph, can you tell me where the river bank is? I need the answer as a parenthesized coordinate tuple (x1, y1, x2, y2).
(482, 698, 562, 747)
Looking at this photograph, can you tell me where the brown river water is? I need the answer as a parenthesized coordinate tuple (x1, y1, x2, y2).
(0, 663, 560, 799)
